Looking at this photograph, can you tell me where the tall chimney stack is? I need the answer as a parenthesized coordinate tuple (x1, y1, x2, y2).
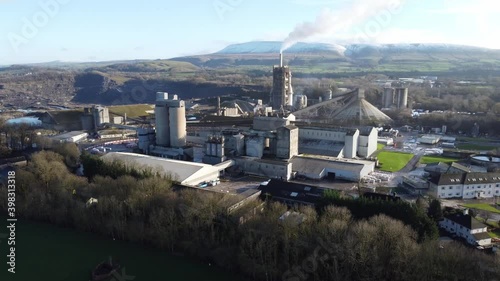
(217, 96, 221, 116)
(280, 53, 283, 67)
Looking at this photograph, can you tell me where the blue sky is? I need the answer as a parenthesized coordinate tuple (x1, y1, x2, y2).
(0, 0, 498, 64)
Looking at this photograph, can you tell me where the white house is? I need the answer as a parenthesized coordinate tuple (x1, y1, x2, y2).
(439, 210, 492, 247)
(431, 172, 500, 199)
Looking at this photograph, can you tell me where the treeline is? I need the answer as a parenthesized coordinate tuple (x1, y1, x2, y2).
(0, 149, 499, 281)
(320, 190, 439, 242)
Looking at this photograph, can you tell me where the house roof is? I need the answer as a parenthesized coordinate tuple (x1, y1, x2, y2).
(258, 179, 324, 205)
(473, 232, 492, 241)
(448, 162, 471, 173)
(432, 172, 500, 186)
(444, 213, 487, 230)
(434, 173, 466, 185)
(464, 172, 500, 185)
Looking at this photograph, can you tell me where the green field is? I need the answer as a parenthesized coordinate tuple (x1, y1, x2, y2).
(420, 156, 459, 164)
(0, 219, 245, 281)
(377, 151, 415, 172)
(456, 143, 499, 151)
(489, 231, 500, 238)
(377, 143, 386, 151)
(461, 203, 500, 214)
(108, 104, 154, 118)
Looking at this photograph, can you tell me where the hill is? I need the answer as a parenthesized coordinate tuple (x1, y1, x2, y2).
(2, 41, 500, 108)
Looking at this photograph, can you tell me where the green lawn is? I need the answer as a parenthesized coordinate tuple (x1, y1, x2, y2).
(456, 143, 499, 151)
(377, 151, 415, 172)
(461, 203, 500, 214)
(488, 230, 500, 238)
(420, 156, 459, 164)
(108, 104, 154, 118)
(377, 143, 386, 150)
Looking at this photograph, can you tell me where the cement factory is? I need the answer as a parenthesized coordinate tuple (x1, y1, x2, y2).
(101, 54, 390, 187)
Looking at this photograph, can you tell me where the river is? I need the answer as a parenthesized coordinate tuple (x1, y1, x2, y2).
(0, 219, 247, 281)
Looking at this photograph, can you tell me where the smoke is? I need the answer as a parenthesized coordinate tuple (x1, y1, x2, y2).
(280, 0, 405, 52)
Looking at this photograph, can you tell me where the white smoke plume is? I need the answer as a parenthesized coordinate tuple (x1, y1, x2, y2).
(281, 0, 405, 52)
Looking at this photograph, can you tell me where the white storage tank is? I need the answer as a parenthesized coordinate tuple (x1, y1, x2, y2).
(155, 100, 170, 147)
(169, 100, 186, 148)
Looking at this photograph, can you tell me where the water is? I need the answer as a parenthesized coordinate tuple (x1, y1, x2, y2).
(0, 219, 246, 281)
(6, 117, 42, 126)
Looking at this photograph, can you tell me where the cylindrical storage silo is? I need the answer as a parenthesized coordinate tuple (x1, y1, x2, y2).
(216, 143, 223, 157)
(168, 100, 186, 148)
(399, 88, 408, 109)
(155, 102, 170, 147)
(206, 143, 212, 156)
(138, 128, 150, 152)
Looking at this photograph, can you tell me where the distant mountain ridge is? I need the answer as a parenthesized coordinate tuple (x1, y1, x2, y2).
(216, 41, 497, 57)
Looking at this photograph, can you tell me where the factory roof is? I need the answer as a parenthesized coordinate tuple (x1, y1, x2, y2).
(50, 130, 88, 141)
(102, 152, 221, 186)
(358, 126, 377, 136)
(283, 125, 299, 130)
(335, 97, 392, 122)
(220, 99, 255, 113)
(294, 122, 358, 135)
(291, 156, 367, 175)
(42, 110, 84, 125)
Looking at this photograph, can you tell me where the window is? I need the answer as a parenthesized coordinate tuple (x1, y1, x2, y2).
(451, 179, 455, 182)
(442, 187, 446, 190)
(456, 193, 460, 196)
(449, 187, 453, 190)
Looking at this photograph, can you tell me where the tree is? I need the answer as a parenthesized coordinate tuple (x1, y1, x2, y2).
(53, 143, 80, 168)
(427, 199, 443, 222)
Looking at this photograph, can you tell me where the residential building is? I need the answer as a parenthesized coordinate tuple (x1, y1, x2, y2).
(439, 210, 492, 247)
(430, 172, 500, 199)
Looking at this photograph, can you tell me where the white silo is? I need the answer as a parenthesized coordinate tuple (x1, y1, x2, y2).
(155, 92, 170, 147)
(168, 99, 187, 148)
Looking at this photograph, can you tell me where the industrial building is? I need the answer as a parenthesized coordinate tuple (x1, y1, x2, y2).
(135, 92, 188, 159)
(291, 156, 375, 182)
(102, 152, 231, 187)
(293, 89, 393, 125)
(50, 131, 88, 143)
(295, 124, 378, 158)
(382, 87, 409, 109)
(154, 92, 186, 148)
(270, 53, 294, 110)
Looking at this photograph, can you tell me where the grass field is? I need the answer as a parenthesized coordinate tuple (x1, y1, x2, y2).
(420, 156, 459, 164)
(488, 230, 500, 238)
(377, 151, 415, 172)
(0, 219, 245, 281)
(456, 143, 499, 151)
(461, 203, 500, 214)
(377, 143, 386, 150)
(108, 104, 154, 118)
